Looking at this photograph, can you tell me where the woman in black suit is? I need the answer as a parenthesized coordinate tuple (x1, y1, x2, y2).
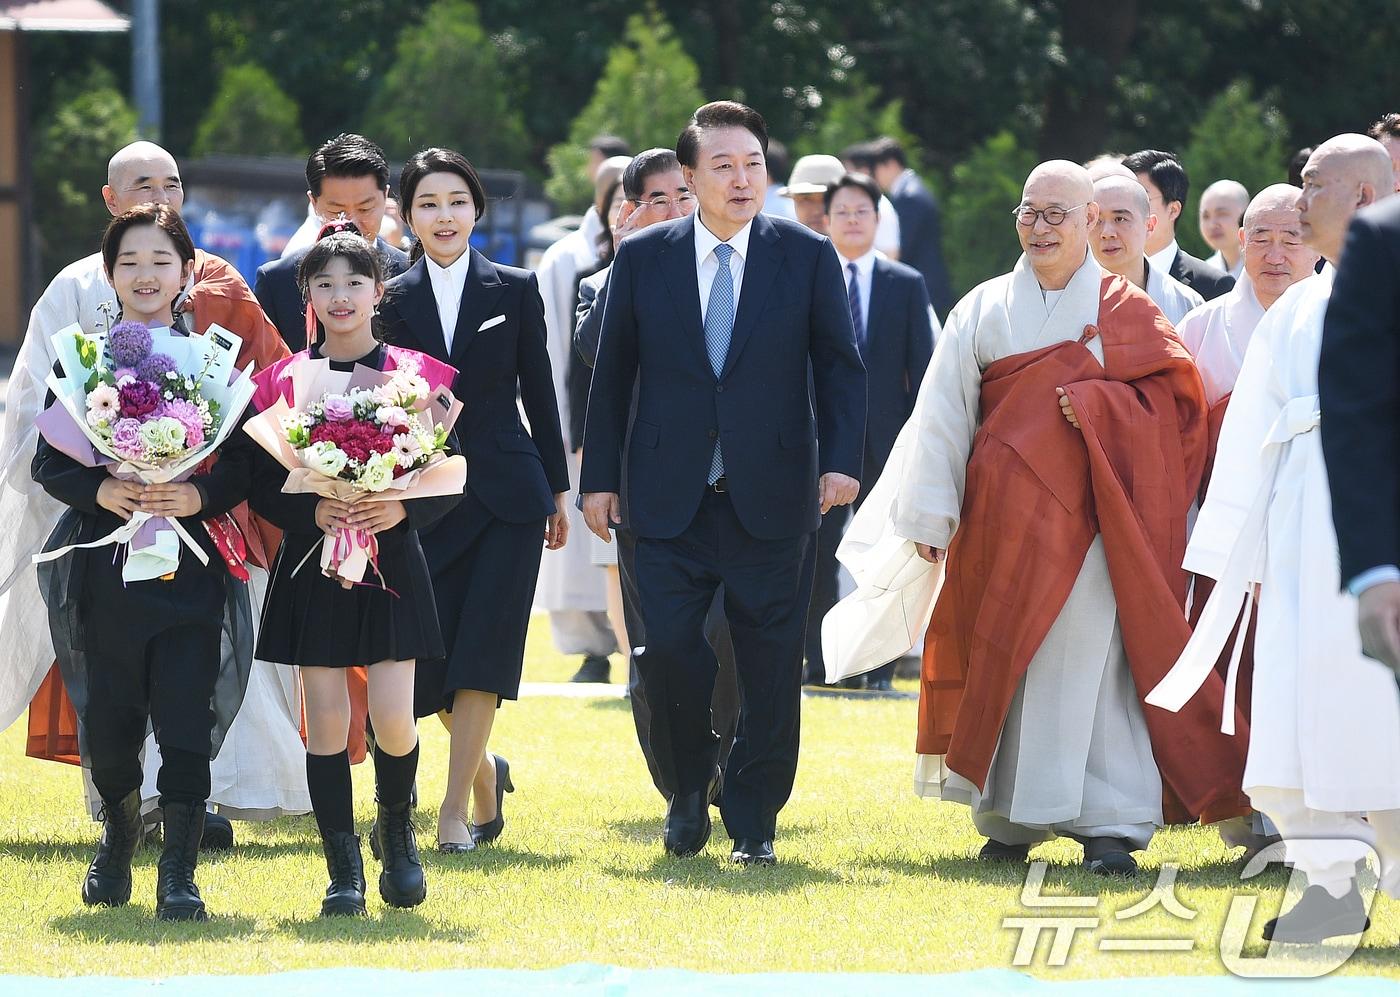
(379, 148, 570, 852)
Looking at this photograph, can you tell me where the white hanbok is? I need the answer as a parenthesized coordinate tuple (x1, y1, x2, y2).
(1149, 268, 1400, 894)
(0, 254, 309, 820)
(1177, 273, 1269, 406)
(532, 210, 608, 620)
(832, 251, 1161, 847)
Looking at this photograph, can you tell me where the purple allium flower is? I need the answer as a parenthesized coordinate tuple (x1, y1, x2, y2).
(118, 379, 161, 419)
(136, 352, 176, 383)
(108, 321, 152, 368)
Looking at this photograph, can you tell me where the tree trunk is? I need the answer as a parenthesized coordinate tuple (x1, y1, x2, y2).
(1037, 0, 1139, 161)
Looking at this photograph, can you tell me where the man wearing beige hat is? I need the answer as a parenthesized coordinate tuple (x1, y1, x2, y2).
(782, 154, 901, 256)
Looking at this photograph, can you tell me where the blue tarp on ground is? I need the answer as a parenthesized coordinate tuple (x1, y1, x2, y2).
(1, 966, 1396, 995)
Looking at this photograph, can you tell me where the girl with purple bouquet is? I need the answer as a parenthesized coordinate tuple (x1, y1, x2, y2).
(32, 204, 255, 922)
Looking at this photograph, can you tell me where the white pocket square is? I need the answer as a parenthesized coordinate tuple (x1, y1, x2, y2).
(478, 314, 506, 332)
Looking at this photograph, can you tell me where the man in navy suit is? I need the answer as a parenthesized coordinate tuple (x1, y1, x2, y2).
(254, 134, 410, 350)
(581, 101, 867, 865)
(869, 138, 954, 321)
(1123, 149, 1235, 301)
(804, 173, 937, 691)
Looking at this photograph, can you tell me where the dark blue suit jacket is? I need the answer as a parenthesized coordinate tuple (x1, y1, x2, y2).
(255, 237, 409, 351)
(1321, 197, 1400, 587)
(889, 170, 954, 320)
(379, 251, 569, 530)
(580, 213, 867, 541)
(861, 256, 935, 481)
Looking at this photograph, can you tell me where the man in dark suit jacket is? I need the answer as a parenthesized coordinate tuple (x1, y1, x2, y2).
(254, 134, 410, 350)
(581, 102, 867, 866)
(870, 137, 954, 319)
(1123, 149, 1235, 301)
(1321, 194, 1400, 675)
(803, 173, 936, 691)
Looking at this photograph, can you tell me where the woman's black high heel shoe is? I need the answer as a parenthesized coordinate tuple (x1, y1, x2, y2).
(469, 754, 514, 846)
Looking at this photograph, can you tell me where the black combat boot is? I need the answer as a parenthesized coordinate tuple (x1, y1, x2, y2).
(320, 830, 368, 917)
(155, 801, 207, 921)
(82, 791, 144, 906)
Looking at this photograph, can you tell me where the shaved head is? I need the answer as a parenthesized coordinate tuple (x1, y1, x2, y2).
(103, 141, 183, 216)
(1239, 184, 1316, 308)
(1018, 161, 1099, 289)
(1242, 183, 1303, 231)
(1085, 156, 1135, 183)
(1298, 133, 1396, 260)
(1093, 175, 1151, 218)
(1201, 179, 1249, 212)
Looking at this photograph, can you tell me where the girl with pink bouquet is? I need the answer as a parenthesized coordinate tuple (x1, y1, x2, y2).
(247, 233, 460, 917)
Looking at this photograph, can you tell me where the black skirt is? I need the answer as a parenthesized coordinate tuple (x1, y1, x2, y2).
(413, 490, 544, 715)
(257, 526, 445, 668)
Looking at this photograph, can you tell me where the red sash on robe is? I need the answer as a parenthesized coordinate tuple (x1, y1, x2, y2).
(19, 252, 353, 764)
(917, 274, 1250, 819)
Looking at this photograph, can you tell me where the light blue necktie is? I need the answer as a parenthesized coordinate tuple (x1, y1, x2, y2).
(704, 243, 736, 484)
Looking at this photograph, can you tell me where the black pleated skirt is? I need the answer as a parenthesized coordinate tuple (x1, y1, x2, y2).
(413, 490, 544, 715)
(257, 526, 445, 668)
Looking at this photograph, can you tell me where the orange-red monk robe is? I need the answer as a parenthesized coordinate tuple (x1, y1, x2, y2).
(916, 270, 1249, 823)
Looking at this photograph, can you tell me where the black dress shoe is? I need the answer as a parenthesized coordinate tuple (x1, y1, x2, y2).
(569, 655, 611, 683)
(319, 830, 367, 917)
(83, 791, 144, 907)
(371, 800, 426, 908)
(663, 769, 721, 857)
(1263, 884, 1371, 943)
(200, 810, 234, 851)
(469, 754, 514, 846)
(731, 838, 776, 866)
(1082, 836, 1138, 876)
(978, 838, 1031, 862)
(155, 801, 208, 921)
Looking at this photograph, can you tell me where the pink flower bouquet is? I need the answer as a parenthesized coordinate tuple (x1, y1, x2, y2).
(242, 347, 466, 587)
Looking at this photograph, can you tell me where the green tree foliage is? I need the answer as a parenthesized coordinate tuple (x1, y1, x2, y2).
(791, 75, 921, 174)
(192, 64, 303, 158)
(33, 67, 138, 281)
(544, 8, 705, 212)
(363, 0, 530, 167)
(943, 130, 1037, 297)
(1177, 80, 1290, 258)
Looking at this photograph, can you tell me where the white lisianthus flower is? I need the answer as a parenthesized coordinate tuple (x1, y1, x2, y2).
(376, 405, 411, 429)
(358, 451, 397, 491)
(301, 440, 349, 478)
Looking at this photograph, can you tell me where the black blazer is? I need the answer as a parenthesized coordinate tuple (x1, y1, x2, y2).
(254, 237, 410, 351)
(1321, 197, 1400, 587)
(861, 256, 935, 480)
(889, 170, 955, 320)
(379, 250, 569, 529)
(1170, 248, 1234, 301)
(580, 212, 867, 541)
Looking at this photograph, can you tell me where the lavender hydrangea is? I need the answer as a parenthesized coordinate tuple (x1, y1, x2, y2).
(136, 352, 176, 383)
(107, 321, 152, 368)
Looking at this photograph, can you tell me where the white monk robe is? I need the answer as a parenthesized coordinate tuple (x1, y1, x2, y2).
(1150, 267, 1400, 896)
(878, 250, 1161, 847)
(532, 209, 610, 645)
(1178, 273, 1270, 407)
(1145, 263, 1205, 326)
(0, 254, 310, 820)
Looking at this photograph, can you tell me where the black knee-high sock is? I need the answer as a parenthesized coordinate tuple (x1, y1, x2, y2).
(306, 750, 354, 837)
(373, 741, 419, 809)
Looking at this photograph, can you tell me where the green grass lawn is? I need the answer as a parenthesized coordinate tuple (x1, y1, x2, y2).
(0, 616, 1397, 980)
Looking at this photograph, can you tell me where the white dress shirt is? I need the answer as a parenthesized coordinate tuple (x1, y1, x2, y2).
(1144, 259, 1205, 325)
(1147, 238, 1179, 275)
(694, 215, 752, 324)
(837, 248, 877, 333)
(875, 194, 901, 256)
(427, 250, 472, 352)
